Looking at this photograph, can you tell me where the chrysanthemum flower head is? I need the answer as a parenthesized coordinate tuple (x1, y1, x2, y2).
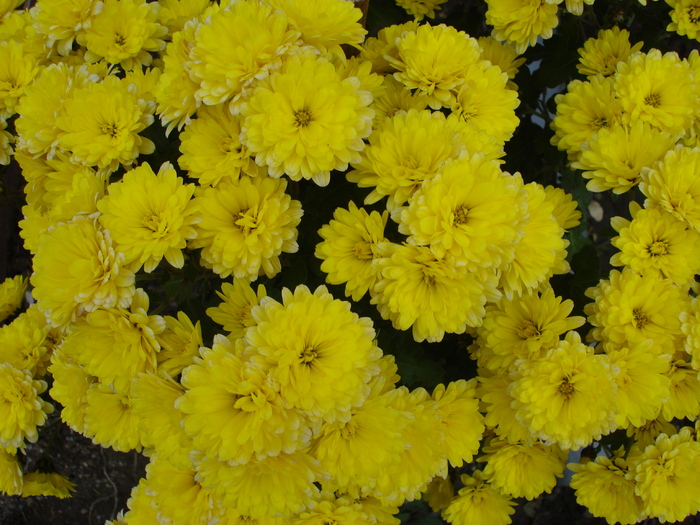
(0, 41, 40, 119)
(83, 382, 143, 452)
(569, 449, 644, 525)
(98, 161, 200, 273)
(189, 0, 300, 108)
(0, 307, 52, 378)
(359, 20, 419, 75)
(641, 145, 700, 232)
(627, 416, 677, 451)
(615, 49, 700, 136)
(189, 176, 302, 280)
(155, 311, 203, 377)
(157, 0, 209, 34)
(396, 0, 448, 20)
(0, 447, 23, 496)
(372, 244, 498, 343)
(544, 185, 582, 231)
(21, 472, 76, 498)
(681, 296, 700, 371)
(31, 215, 135, 328)
(0, 363, 53, 449)
(370, 76, 429, 122)
(485, 0, 559, 54)
(661, 354, 700, 421)
(667, 0, 700, 40)
(178, 105, 262, 187)
(632, 428, 700, 522)
(48, 349, 96, 434)
(56, 75, 155, 170)
(77, 0, 167, 70)
(316, 202, 389, 301)
(292, 491, 369, 524)
(245, 285, 382, 422)
(442, 470, 516, 525)
(386, 24, 481, 110)
(30, 0, 100, 56)
(572, 121, 676, 194)
(0, 274, 26, 323)
(241, 52, 374, 187)
(206, 281, 267, 340)
(577, 26, 643, 77)
(509, 331, 618, 450)
(398, 152, 527, 270)
(478, 36, 526, 84)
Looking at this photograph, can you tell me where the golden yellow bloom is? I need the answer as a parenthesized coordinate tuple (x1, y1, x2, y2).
(0, 116, 12, 165)
(387, 24, 481, 110)
(84, 382, 143, 452)
(485, 0, 559, 54)
(120, 478, 159, 525)
(316, 202, 389, 301)
(478, 36, 526, 85)
(0, 41, 40, 119)
(572, 121, 676, 194)
(189, 1, 300, 107)
(641, 145, 700, 232)
(371, 76, 429, 122)
(0, 363, 53, 449)
(477, 369, 532, 444)
(0, 275, 26, 323)
(611, 203, 700, 285)
(424, 475, 454, 512)
(292, 491, 368, 525)
(48, 349, 95, 434)
(615, 49, 700, 136)
(667, 0, 700, 40)
(21, 472, 75, 498)
(626, 416, 677, 451)
(31, 0, 100, 56)
(241, 52, 373, 187)
(206, 281, 266, 340)
(98, 162, 200, 273)
(442, 470, 516, 525)
(481, 439, 566, 500)
(396, 0, 448, 20)
(178, 105, 261, 187)
(78, 0, 167, 70)
(577, 27, 643, 77)
(661, 355, 700, 421)
(189, 176, 302, 280)
(155, 311, 203, 378)
(56, 75, 155, 170)
(569, 450, 644, 525)
(510, 331, 618, 450)
(359, 21, 419, 75)
(157, 0, 208, 34)
(681, 296, 700, 371)
(245, 285, 382, 422)
(633, 428, 700, 522)
(31, 215, 135, 328)
(0, 448, 23, 496)
(372, 244, 497, 343)
(398, 153, 527, 270)
(544, 185, 582, 231)
(0, 307, 52, 378)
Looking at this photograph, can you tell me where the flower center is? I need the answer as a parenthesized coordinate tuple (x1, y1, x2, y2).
(299, 346, 317, 364)
(100, 122, 121, 138)
(220, 138, 242, 155)
(340, 419, 358, 439)
(517, 320, 542, 340)
(142, 214, 169, 237)
(633, 307, 650, 329)
(235, 207, 260, 233)
(644, 92, 661, 108)
(353, 241, 373, 260)
(557, 378, 575, 399)
(294, 108, 312, 128)
(453, 205, 469, 225)
(115, 33, 126, 46)
(592, 116, 609, 129)
(688, 6, 700, 23)
(648, 241, 668, 256)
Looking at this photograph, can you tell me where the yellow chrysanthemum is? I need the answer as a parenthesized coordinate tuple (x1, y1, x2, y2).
(477, 369, 533, 444)
(30, 0, 100, 56)
(0, 307, 52, 378)
(615, 49, 700, 136)
(245, 285, 382, 422)
(347, 109, 477, 212)
(0, 448, 23, 496)
(0, 363, 53, 449)
(315, 202, 389, 301)
(452, 61, 520, 144)
(56, 75, 155, 169)
(206, 281, 267, 340)
(264, 0, 366, 53)
(432, 380, 484, 468)
(667, 0, 700, 40)
(157, 0, 209, 34)
(632, 428, 700, 522)
(372, 244, 498, 343)
(577, 27, 643, 77)
(83, 382, 143, 452)
(97, 162, 200, 273)
(442, 470, 516, 525)
(569, 450, 644, 525)
(481, 438, 566, 500)
(131, 373, 192, 469)
(21, 472, 76, 498)
(177, 335, 310, 464)
(155, 311, 203, 378)
(178, 105, 261, 187)
(0, 275, 26, 323)
(475, 286, 585, 373)
(0, 116, 12, 165)
(395, 0, 448, 20)
(241, 52, 373, 186)
(681, 296, 700, 371)
(611, 203, 700, 285)
(550, 75, 623, 160)
(387, 24, 481, 110)
(31, 215, 135, 328)
(398, 153, 527, 269)
(370, 76, 429, 122)
(194, 450, 323, 519)
(478, 36, 526, 86)
(509, 331, 618, 450)
(0, 41, 40, 119)
(641, 145, 700, 232)
(544, 185, 582, 230)
(661, 355, 700, 421)
(499, 182, 569, 299)
(606, 341, 671, 428)
(626, 416, 677, 451)
(120, 478, 159, 525)
(189, 176, 302, 280)
(572, 121, 676, 194)
(584, 268, 686, 355)
(48, 349, 96, 434)
(59, 289, 164, 391)
(78, 0, 167, 70)
(189, 0, 300, 108)
(424, 476, 454, 512)
(292, 491, 368, 524)
(485, 0, 559, 54)
(359, 21, 419, 75)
